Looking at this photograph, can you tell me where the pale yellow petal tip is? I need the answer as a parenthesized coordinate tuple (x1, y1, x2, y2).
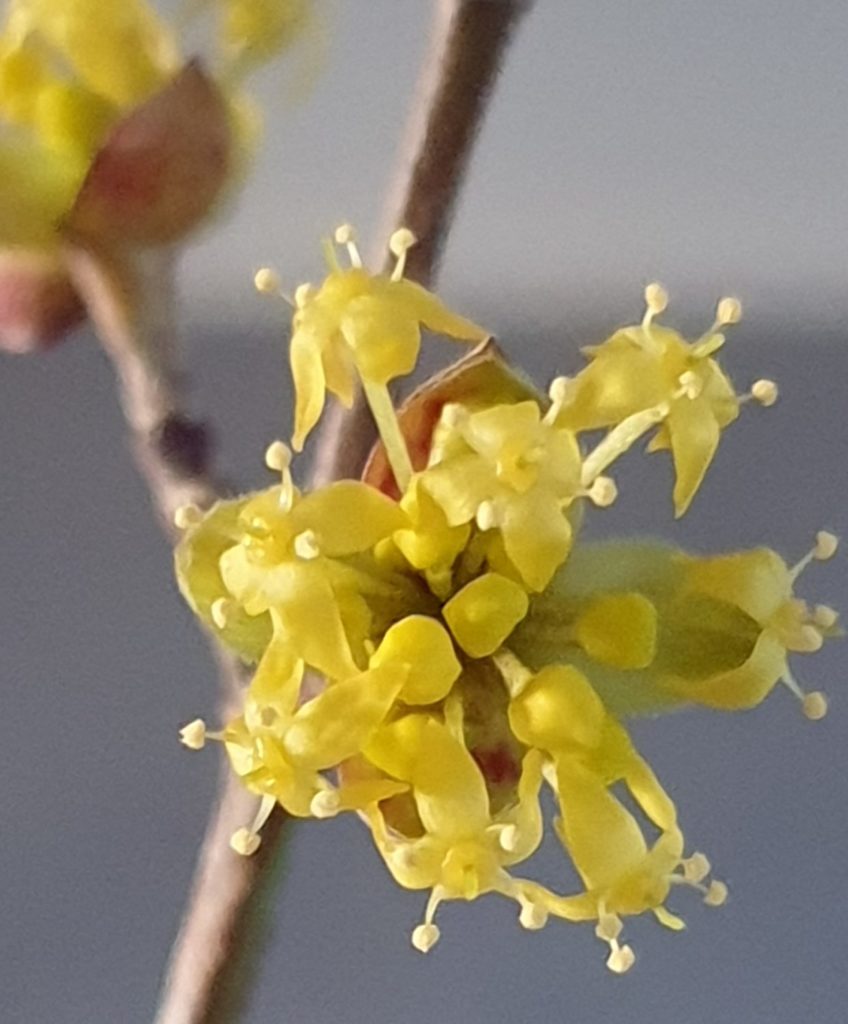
(703, 880, 729, 907)
(813, 604, 839, 630)
(606, 944, 636, 974)
(814, 531, 839, 561)
(230, 827, 261, 857)
(802, 691, 829, 722)
(310, 790, 341, 819)
(716, 296, 743, 326)
(411, 922, 440, 953)
(174, 503, 203, 530)
(179, 718, 207, 750)
(265, 439, 292, 472)
(750, 379, 778, 406)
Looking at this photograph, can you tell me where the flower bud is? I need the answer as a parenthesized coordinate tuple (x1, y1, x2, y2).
(0, 250, 85, 354)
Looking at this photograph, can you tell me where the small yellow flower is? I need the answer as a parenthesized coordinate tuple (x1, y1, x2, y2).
(557, 285, 773, 515)
(287, 225, 487, 452)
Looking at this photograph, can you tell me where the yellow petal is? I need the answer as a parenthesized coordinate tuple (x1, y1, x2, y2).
(290, 480, 407, 555)
(340, 295, 422, 384)
(668, 397, 721, 517)
(508, 664, 606, 752)
(371, 615, 461, 705)
(391, 278, 487, 342)
(284, 664, 403, 769)
(0, 136, 85, 245)
(501, 495, 572, 592)
(289, 324, 327, 450)
(443, 572, 529, 658)
(574, 592, 658, 670)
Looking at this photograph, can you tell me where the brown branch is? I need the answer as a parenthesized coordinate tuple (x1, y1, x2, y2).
(311, 0, 534, 485)
(66, 2, 534, 1023)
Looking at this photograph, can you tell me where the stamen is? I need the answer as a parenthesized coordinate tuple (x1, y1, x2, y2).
(265, 440, 295, 510)
(476, 499, 504, 531)
(294, 283, 313, 308)
(813, 604, 839, 630)
(581, 402, 670, 484)
(791, 531, 839, 580)
(595, 914, 635, 974)
(179, 718, 209, 750)
(294, 529, 321, 560)
(253, 267, 293, 305)
(265, 439, 292, 472)
(781, 668, 829, 721)
(750, 379, 779, 407)
(310, 789, 341, 819)
(230, 794, 277, 857)
(174, 504, 202, 530)
(518, 897, 548, 931)
(607, 945, 636, 974)
(230, 828, 261, 856)
(716, 296, 742, 326)
(544, 375, 573, 424)
(492, 649, 534, 698)
(498, 824, 519, 852)
(642, 282, 668, 326)
(703, 880, 729, 907)
(677, 370, 703, 400)
(389, 227, 417, 281)
(209, 598, 230, 630)
(334, 223, 363, 268)
(681, 852, 711, 884)
(586, 476, 618, 507)
(411, 923, 440, 953)
(440, 402, 469, 431)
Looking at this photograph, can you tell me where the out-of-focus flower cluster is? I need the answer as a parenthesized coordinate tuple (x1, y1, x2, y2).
(177, 226, 838, 973)
(0, 0, 313, 350)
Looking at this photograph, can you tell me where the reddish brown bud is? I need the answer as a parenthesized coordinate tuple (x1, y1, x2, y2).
(66, 62, 232, 246)
(0, 251, 85, 354)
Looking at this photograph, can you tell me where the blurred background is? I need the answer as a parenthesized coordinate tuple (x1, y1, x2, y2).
(2, 1, 847, 1022)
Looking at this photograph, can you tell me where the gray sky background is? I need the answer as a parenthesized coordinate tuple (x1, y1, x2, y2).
(2, 2, 847, 1023)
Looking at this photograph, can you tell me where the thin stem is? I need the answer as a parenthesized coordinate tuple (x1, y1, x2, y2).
(311, 0, 534, 485)
(63, 239, 276, 1024)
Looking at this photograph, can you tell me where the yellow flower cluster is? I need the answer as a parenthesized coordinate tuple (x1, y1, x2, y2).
(0, 0, 312, 247)
(177, 228, 837, 973)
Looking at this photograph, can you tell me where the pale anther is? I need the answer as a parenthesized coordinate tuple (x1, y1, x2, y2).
(813, 604, 839, 630)
(440, 403, 469, 430)
(253, 267, 282, 295)
(294, 529, 321, 560)
(798, 625, 824, 652)
(230, 827, 261, 857)
(310, 790, 341, 819)
(682, 852, 711, 884)
(174, 504, 202, 530)
(411, 923, 440, 953)
(265, 439, 292, 472)
(678, 370, 702, 400)
(294, 283, 313, 308)
(518, 900, 548, 930)
(211, 598, 231, 630)
(389, 227, 417, 257)
(606, 944, 636, 974)
(814, 531, 839, 561)
(716, 296, 742, 325)
(334, 223, 363, 268)
(802, 691, 829, 721)
(644, 282, 669, 318)
(751, 379, 778, 407)
(587, 476, 618, 508)
(476, 499, 503, 531)
(498, 824, 519, 852)
(179, 718, 207, 750)
(703, 880, 728, 907)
